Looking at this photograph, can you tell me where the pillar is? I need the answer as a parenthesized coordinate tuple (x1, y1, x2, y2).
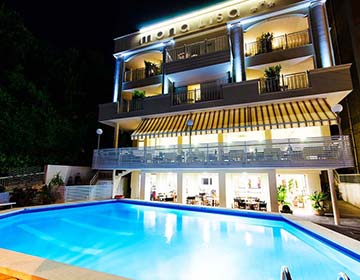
(229, 23, 246, 82)
(219, 171, 230, 208)
(320, 125, 331, 136)
(114, 122, 120, 148)
(328, 169, 340, 225)
(130, 171, 140, 199)
(218, 133, 224, 161)
(177, 172, 185, 204)
(268, 169, 278, 212)
(309, 0, 334, 68)
(264, 130, 272, 141)
(139, 171, 146, 200)
(162, 47, 169, 94)
(113, 56, 125, 103)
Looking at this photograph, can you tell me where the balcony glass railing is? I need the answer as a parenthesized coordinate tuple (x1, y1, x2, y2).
(124, 64, 162, 82)
(171, 77, 229, 105)
(166, 35, 229, 62)
(92, 136, 353, 170)
(245, 29, 310, 57)
(259, 71, 310, 94)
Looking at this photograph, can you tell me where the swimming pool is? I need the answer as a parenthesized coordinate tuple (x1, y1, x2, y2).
(0, 200, 359, 280)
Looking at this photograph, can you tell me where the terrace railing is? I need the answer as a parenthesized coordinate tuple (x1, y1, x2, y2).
(124, 64, 162, 82)
(93, 136, 353, 170)
(120, 97, 145, 113)
(0, 166, 44, 188)
(171, 77, 229, 105)
(64, 184, 112, 202)
(166, 35, 229, 62)
(245, 29, 310, 57)
(259, 72, 310, 94)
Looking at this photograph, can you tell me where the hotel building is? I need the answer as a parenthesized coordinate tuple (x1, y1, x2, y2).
(93, 0, 354, 212)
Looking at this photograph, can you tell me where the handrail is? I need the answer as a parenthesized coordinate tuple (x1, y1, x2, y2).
(89, 171, 99, 185)
(166, 35, 229, 62)
(280, 266, 292, 280)
(338, 272, 350, 280)
(259, 71, 309, 94)
(124, 64, 162, 82)
(245, 29, 310, 57)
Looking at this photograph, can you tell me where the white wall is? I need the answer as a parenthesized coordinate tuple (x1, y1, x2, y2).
(45, 165, 92, 185)
(339, 183, 360, 208)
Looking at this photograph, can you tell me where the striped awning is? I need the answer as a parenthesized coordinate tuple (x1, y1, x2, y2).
(131, 98, 338, 140)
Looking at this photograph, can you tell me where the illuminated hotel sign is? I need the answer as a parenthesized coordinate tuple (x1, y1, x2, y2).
(139, 2, 243, 45)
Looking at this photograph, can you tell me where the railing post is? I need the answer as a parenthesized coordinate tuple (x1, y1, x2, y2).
(281, 75, 285, 91)
(285, 33, 288, 49)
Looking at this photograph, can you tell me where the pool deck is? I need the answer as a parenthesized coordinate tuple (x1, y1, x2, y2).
(293, 200, 360, 241)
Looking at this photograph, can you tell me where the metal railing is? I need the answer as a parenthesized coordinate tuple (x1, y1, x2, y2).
(245, 29, 310, 57)
(64, 184, 113, 202)
(171, 77, 229, 105)
(337, 272, 350, 280)
(166, 35, 229, 62)
(120, 97, 145, 113)
(259, 72, 309, 93)
(280, 266, 292, 280)
(0, 168, 44, 188)
(93, 136, 353, 170)
(124, 64, 162, 82)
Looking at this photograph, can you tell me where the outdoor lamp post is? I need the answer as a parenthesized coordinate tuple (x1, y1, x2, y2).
(331, 103, 343, 136)
(96, 128, 103, 149)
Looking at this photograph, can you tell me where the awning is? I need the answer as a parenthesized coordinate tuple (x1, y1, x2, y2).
(131, 98, 338, 140)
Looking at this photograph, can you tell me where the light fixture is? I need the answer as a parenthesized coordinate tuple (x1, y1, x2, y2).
(96, 128, 103, 149)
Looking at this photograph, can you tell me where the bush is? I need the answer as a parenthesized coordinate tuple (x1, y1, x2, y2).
(10, 186, 37, 207)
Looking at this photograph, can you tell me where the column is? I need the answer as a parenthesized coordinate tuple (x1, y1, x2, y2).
(218, 133, 224, 161)
(113, 56, 126, 108)
(139, 171, 146, 200)
(130, 171, 140, 199)
(114, 123, 120, 148)
(328, 169, 340, 225)
(229, 23, 246, 82)
(162, 47, 169, 94)
(219, 171, 230, 208)
(268, 169, 278, 212)
(177, 172, 185, 204)
(309, 0, 334, 68)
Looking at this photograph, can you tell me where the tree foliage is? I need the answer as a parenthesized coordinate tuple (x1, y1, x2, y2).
(0, 4, 113, 170)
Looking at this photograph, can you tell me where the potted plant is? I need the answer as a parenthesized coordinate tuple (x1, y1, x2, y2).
(144, 61, 160, 78)
(133, 90, 146, 99)
(309, 191, 328, 216)
(277, 184, 287, 206)
(257, 32, 274, 54)
(264, 64, 282, 92)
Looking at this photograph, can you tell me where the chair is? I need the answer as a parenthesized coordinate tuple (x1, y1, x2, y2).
(259, 201, 267, 211)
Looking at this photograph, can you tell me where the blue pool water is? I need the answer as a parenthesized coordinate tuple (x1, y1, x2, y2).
(0, 201, 359, 280)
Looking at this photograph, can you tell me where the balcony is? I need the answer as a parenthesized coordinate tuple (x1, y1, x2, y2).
(124, 64, 162, 82)
(171, 77, 229, 106)
(245, 30, 310, 57)
(165, 35, 230, 74)
(259, 72, 310, 94)
(92, 136, 353, 170)
(167, 35, 229, 62)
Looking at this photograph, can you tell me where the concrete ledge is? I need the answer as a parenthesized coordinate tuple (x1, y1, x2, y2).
(0, 248, 129, 280)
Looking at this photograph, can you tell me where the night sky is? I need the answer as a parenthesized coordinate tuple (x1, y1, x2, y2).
(5, 0, 221, 61)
